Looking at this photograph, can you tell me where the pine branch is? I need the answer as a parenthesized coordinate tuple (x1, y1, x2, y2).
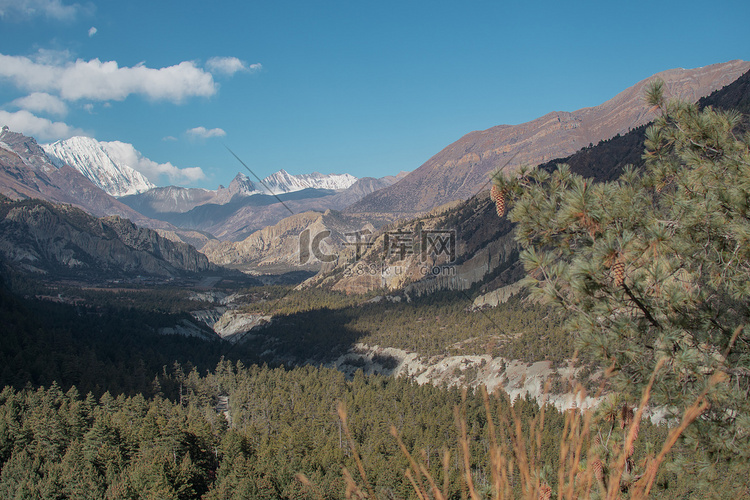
(621, 283, 661, 330)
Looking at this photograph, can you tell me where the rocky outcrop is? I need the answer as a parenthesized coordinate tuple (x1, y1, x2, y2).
(347, 61, 750, 216)
(158, 319, 218, 340)
(211, 310, 272, 343)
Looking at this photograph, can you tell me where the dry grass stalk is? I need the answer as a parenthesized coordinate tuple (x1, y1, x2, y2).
(332, 350, 726, 500)
(604, 358, 664, 500)
(390, 425, 433, 500)
(295, 472, 326, 500)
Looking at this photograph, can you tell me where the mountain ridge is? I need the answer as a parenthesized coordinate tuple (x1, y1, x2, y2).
(0, 195, 215, 280)
(307, 63, 750, 295)
(346, 60, 750, 216)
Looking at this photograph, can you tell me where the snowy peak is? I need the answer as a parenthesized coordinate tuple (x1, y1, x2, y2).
(261, 169, 308, 194)
(294, 171, 358, 191)
(228, 173, 259, 196)
(259, 169, 357, 194)
(42, 136, 156, 197)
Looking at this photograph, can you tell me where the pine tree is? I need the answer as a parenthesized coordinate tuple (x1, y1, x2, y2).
(494, 81, 750, 467)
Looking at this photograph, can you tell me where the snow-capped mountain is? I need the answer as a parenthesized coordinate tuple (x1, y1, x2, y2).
(227, 173, 258, 196)
(260, 169, 357, 194)
(42, 136, 156, 197)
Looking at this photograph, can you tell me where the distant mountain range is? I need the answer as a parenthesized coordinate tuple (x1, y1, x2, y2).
(119, 171, 406, 241)
(260, 170, 357, 194)
(346, 59, 750, 217)
(42, 135, 358, 199)
(120, 169, 360, 216)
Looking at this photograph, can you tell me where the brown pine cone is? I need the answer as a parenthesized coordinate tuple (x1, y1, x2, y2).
(490, 184, 502, 202)
(612, 260, 625, 287)
(592, 459, 603, 482)
(538, 483, 552, 500)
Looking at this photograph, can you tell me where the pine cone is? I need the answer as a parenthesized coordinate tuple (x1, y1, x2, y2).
(495, 196, 506, 217)
(538, 483, 552, 500)
(592, 459, 603, 482)
(491, 185, 508, 217)
(490, 184, 502, 202)
(612, 259, 625, 287)
(620, 404, 634, 428)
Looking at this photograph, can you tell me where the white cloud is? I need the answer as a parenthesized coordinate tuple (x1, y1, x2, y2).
(32, 48, 72, 65)
(10, 92, 68, 116)
(186, 126, 226, 139)
(206, 57, 261, 76)
(0, 109, 85, 141)
(162, 136, 178, 142)
(0, 0, 82, 21)
(88, 26, 97, 37)
(0, 52, 217, 103)
(101, 140, 206, 184)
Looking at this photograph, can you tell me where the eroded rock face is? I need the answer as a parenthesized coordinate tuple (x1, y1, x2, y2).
(201, 210, 375, 271)
(211, 310, 272, 343)
(472, 282, 525, 310)
(310, 192, 520, 295)
(332, 343, 602, 412)
(347, 61, 750, 216)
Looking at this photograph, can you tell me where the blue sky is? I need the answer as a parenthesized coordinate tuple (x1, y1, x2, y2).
(1, 0, 748, 189)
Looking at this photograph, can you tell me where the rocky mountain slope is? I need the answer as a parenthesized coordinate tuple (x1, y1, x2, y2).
(201, 209, 375, 271)
(346, 60, 750, 217)
(42, 136, 155, 197)
(304, 192, 519, 294)
(308, 64, 750, 296)
(535, 66, 750, 183)
(0, 195, 214, 279)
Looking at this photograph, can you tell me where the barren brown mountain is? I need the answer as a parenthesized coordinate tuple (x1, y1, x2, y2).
(346, 60, 750, 216)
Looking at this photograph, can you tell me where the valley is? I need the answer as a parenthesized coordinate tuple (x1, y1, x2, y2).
(1, 59, 750, 499)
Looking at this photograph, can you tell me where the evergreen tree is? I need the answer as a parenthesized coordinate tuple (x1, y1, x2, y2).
(493, 81, 750, 467)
